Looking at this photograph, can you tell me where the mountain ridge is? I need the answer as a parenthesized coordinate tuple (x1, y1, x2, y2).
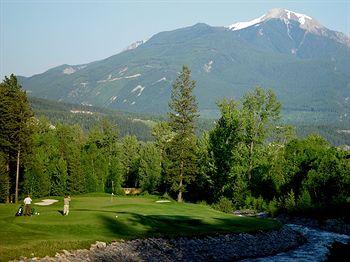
(19, 8, 350, 125)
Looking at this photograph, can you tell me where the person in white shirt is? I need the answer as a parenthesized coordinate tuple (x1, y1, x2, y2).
(23, 195, 32, 216)
(63, 195, 71, 216)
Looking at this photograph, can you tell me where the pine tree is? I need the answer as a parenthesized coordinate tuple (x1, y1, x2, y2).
(168, 66, 199, 202)
(0, 152, 10, 202)
(0, 74, 34, 203)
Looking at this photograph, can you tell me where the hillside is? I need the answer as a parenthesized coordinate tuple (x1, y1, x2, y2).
(19, 8, 350, 126)
(29, 97, 156, 141)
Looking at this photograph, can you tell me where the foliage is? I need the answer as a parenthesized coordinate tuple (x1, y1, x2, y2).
(167, 66, 199, 202)
(212, 196, 234, 213)
(284, 190, 296, 213)
(139, 143, 162, 193)
(209, 99, 242, 200)
(297, 189, 312, 211)
(244, 196, 267, 212)
(122, 135, 140, 188)
(1, 72, 349, 221)
(0, 74, 34, 202)
(267, 198, 279, 217)
(0, 153, 10, 203)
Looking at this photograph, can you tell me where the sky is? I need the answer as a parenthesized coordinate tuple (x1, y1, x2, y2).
(1, 0, 349, 79)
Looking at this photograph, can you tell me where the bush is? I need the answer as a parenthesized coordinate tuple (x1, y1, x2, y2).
(297, 189, 312, 211)
(244, 195, 267, 212)
(114, 187, 126, 196)
(140, 191, 150, 196)
(212, 197, 234, 213)
(197, 200, 208, 206)
(162, 192, 173, 201)
(285, 190, 296, 213)
(267, 198, 279, 217)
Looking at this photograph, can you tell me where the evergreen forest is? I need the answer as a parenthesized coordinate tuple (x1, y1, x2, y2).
(1, 68, 349, 218)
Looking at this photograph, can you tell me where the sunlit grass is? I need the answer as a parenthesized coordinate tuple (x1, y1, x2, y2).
(0, 194, 280, 260)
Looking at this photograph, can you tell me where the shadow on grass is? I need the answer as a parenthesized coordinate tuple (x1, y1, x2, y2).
(57, 210, 64, 216)
(98, 212, 279, 239)
(73, 208, 121, 214)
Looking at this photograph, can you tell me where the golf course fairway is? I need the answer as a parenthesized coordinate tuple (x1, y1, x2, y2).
(0, 194, 280, 260)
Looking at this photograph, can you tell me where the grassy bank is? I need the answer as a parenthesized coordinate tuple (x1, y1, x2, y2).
(0, 194, 280, 260)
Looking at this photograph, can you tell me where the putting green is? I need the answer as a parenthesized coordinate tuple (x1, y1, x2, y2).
(0, 194, 280, 260)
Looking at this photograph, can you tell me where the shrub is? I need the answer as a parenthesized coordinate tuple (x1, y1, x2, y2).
(267, 198, 279, 217)
(244, 195, 267, 212)
(114, 187, 126, 196)
(197, 200, 208, 206)
(285, 190, 296, 213)
(162, 192, 173, 200)
(297, 189, 313, 211)
(212, 197, 234, 213)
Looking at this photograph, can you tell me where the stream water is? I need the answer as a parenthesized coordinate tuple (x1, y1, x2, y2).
(244, 224, 350, 262)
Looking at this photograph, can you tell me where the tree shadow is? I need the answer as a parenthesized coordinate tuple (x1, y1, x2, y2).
(98, 212, 275, 239)
(73, 208, 121, 214)
(57, 210, 64, 216)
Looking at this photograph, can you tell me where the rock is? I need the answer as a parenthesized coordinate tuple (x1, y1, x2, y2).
(90, 241, 107, 250)
(257, 212, 269, 218)
(62, 250, 70, 256)
(18, 226, 304, 262)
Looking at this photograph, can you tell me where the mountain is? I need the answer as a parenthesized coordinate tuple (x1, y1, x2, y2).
(19, 8, 350, 125)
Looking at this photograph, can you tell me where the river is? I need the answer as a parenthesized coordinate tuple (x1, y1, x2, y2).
(244, 224, 350, 261)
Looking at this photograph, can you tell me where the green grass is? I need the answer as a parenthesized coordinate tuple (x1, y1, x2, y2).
(0, 194, 280, 261)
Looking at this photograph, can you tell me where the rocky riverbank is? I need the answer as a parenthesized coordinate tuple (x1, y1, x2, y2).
(17, 226, 304, 262)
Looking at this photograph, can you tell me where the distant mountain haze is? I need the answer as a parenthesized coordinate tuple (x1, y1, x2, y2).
(19, 8, 350, 125)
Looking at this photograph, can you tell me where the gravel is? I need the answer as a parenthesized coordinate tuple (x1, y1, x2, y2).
(17, 226, 304, 262)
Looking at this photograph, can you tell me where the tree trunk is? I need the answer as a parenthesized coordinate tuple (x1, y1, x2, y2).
(15, 149, 20, 204)
(177, 160, 184, 202)
(177, 177, 183, 202)
(6, 156, 10, 203)
(248, 141, 254, 180)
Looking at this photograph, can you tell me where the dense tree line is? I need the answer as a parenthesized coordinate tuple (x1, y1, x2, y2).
(1, 71, 349, 218)
(29, 95, 350, 146)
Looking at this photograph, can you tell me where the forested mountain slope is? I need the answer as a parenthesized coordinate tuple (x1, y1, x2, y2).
(20, 8, 350, 125)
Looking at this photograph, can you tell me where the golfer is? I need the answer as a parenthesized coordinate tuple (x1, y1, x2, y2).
(63, 195, 71, 216)
(23, 195, 32, 216)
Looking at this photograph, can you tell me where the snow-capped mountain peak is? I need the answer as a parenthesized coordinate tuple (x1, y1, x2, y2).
(264, 8, 312, 25)
(227, 14, 265, 31)
(227, 8, 323, 32)
(123, 39, 147, 51)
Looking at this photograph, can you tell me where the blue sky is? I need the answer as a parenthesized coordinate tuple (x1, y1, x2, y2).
(1, 0, 349, 79)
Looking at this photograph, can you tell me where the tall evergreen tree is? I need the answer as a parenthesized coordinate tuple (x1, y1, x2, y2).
(168, 66, 198, 202)
(0, 152, 10, 202)
(0, 74, 33, 203)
